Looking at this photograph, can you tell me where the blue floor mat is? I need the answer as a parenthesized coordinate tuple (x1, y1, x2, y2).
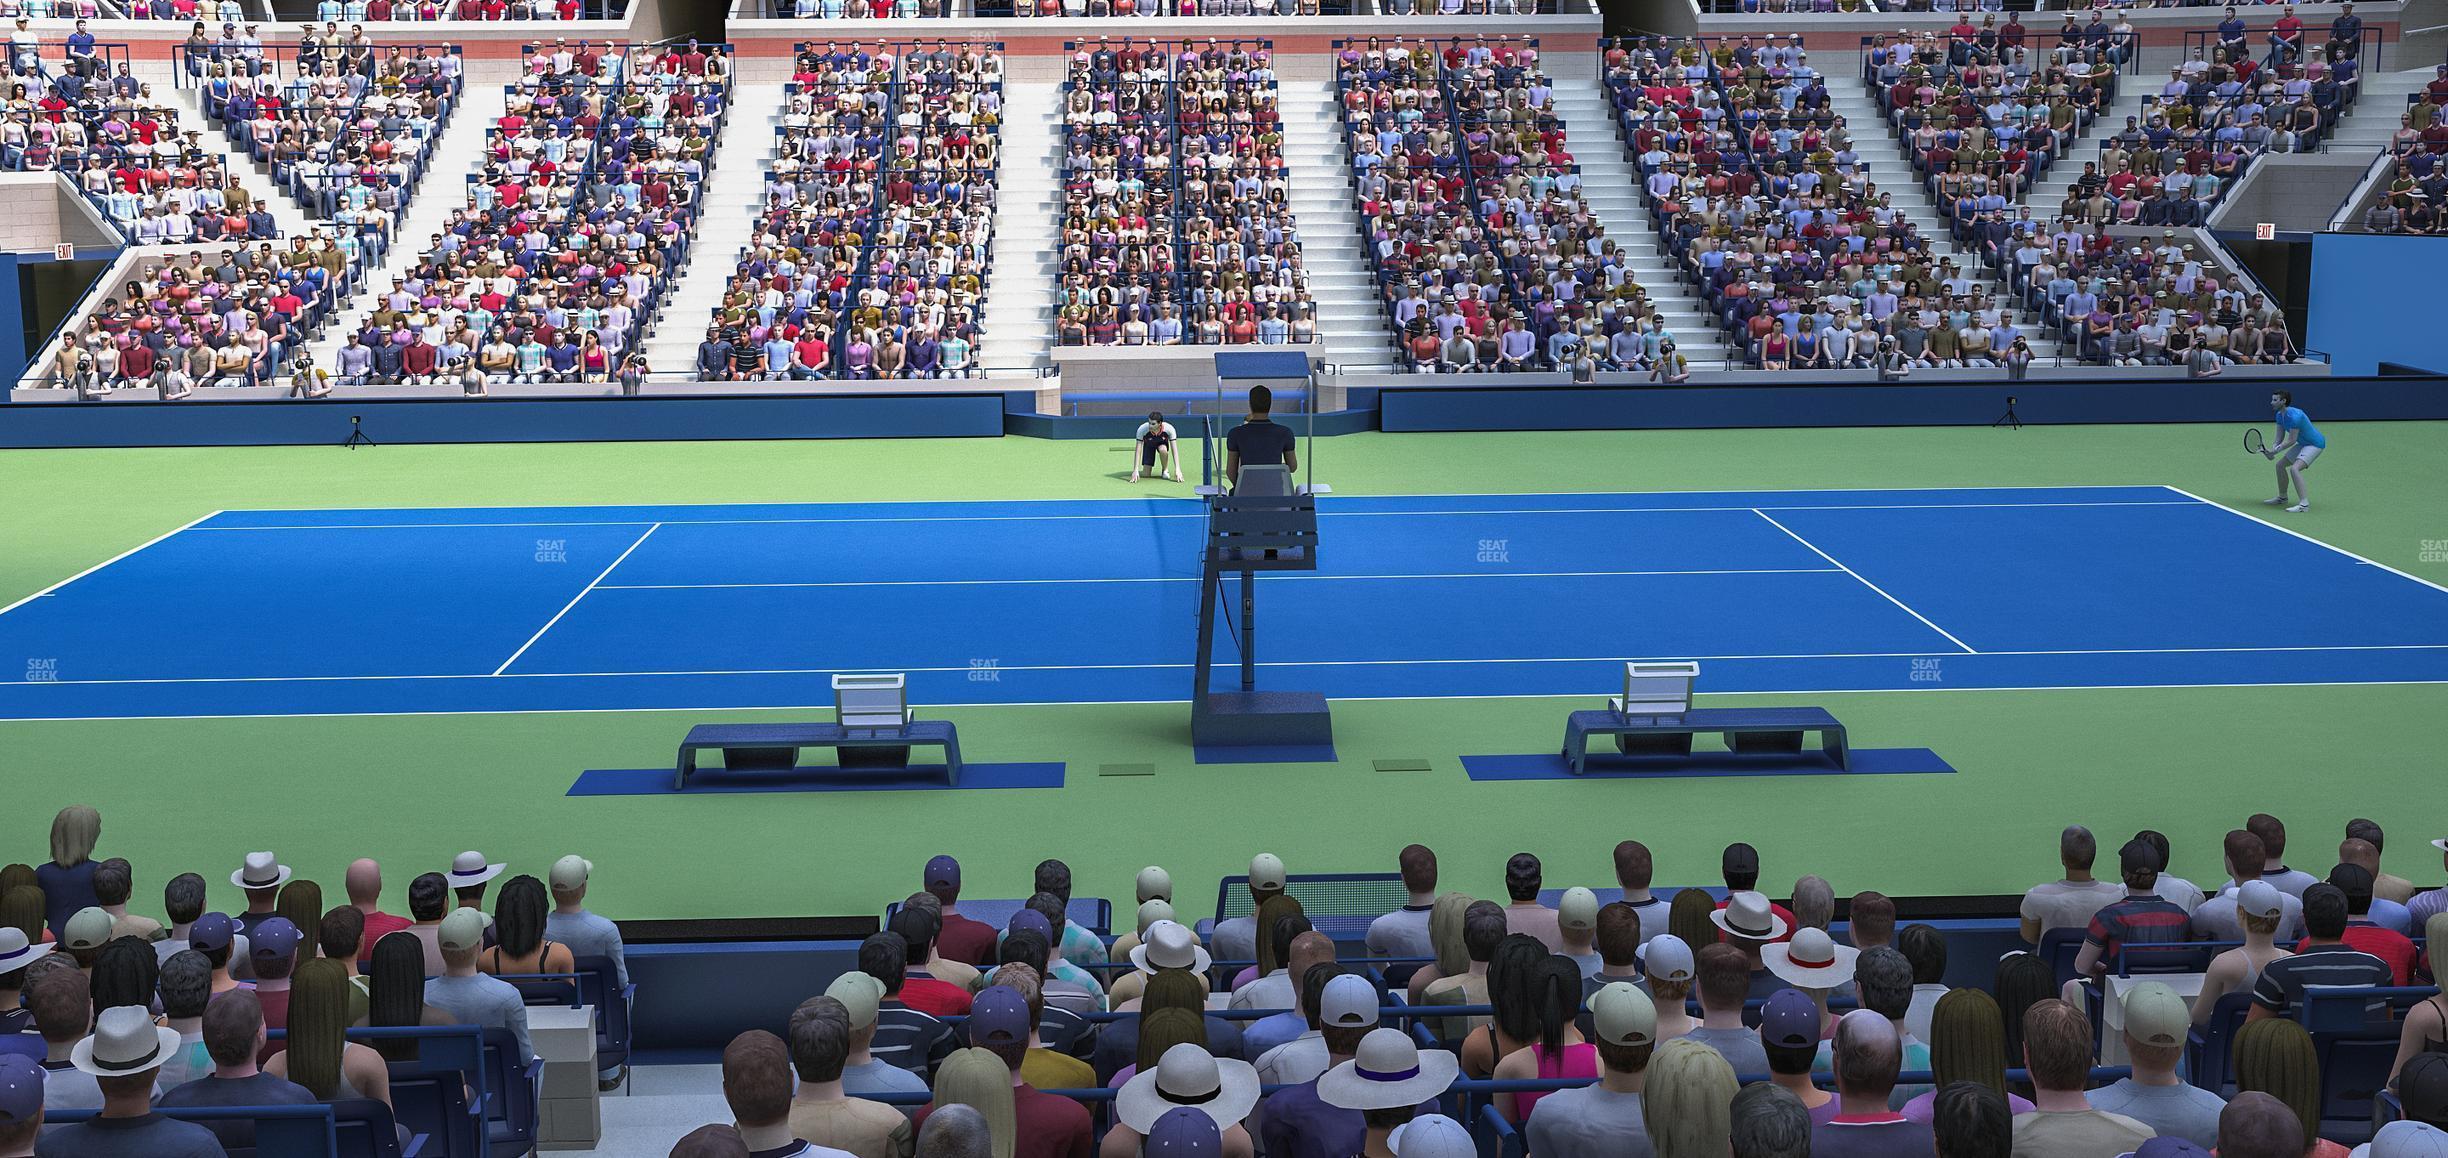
(1192, 744, 1339, 765)
(567, 762, 1066, 796)
(1460, 748, 1953, 781)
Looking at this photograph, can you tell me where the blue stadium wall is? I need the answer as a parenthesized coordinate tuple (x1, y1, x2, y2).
(2308, 232, 2448, 376)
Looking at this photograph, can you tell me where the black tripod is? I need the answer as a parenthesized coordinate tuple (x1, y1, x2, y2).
(1993, 395, 2022, 430)
(342, 415, 377, 449)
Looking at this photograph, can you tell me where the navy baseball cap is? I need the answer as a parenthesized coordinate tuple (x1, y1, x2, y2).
(1008, 908, 1053, 944)
(925, 856, 960, 888)
(2127, 1139, 2212, 1158)
(0, 1055, 41, 1125)
(189, 912, 234, 953)
(1760, 988, 1820, 1050)
(1145, 1107, 1222, 1158)
(249, 917, 302, 962)
(970, 986, 1030, 1047)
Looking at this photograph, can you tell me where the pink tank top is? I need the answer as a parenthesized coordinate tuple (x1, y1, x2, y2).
(1514, 1042, 1599, 1123)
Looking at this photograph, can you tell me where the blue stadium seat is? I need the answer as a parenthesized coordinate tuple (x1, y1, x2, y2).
(480, 1026, 545, 1157)
(387, 1069, 480, 1158)
(2190, 990, 2253, 1095)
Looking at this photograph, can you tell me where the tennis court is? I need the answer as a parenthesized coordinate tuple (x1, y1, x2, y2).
(2, 484, 2445, 722)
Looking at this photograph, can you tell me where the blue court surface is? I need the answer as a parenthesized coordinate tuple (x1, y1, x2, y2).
(3, 485, 2446, 722)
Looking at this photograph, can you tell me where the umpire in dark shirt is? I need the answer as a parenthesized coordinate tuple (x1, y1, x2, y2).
(1224, 385, 1297, 492)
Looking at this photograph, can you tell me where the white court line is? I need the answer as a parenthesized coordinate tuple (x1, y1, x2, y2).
(0, 511, 225, 620)
(8, 642, 2448, 687)
(183, 500, 2205, 532)
(489, 524, 663, 677)
(1750, 509, 1980, 654)
(594, 567, 1847, 591)
(6, 678, 2448, 724)
(2162, 486, 2448, 596)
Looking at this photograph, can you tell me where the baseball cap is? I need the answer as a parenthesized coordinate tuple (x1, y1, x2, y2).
(970, 986, 1031, 1047)
(1008, 909, 1053, 944)
(1249, 854, 1287, 892)
(0, 1055, 41, 1126)
(2120, 981, 2190, 1048)
(924, 856, 960, 888)
(2125, 1140, 2212, 1158)
(1388, 1115, 1474, 1158)
(1590, 982, 1656, 1047)
(438, 908, 488, 952)
(1136, 866, 1172, 903)
(1722, 844, 1760, 878)
(1319, 974, 1379, 1029)
(189, 912, 234, 953)
(2236, 880, 2285, 921)
(1136, 899, 1175, 935)
(248, 917, 303, 963)
(1558, 887, 1599, 932)
(2331, 862, 2377, 902)
(2119, 839, 2161, 876)
(64, 907, 114, 950)
(1643, 935, 1694, 983)
(1760, 988, 1821, 1049)
(2398, 1053, 2448, 1127)
(2352, 1122, 2448, 1158)
(549, 855, 593, 893)
(1144, 1107, 1222, 1158)
(824, 971, 884, 1030)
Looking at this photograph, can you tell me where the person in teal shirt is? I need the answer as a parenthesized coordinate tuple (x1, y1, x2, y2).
(2262, 389, 2326, 513)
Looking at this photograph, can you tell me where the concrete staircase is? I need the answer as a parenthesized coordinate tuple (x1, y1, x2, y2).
(307, 81, 510, 366)
(2322, 66, 2432, 155)
(1278, 76, 1395, 372)
(147, 65, 315, 243)
(977, 78, 1059, 376)
(641, 81, 786, 374)
(2019, 79, 2158, 213)
(1549, 72, 1723, 362)
(1824, 68, 2068, 360)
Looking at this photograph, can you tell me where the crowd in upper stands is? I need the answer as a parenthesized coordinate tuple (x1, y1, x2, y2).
(694, 40, 1000, 381)
(2362, 64, 2448, 233)
(331, 40, 727, 391)
(1341, 36, 1657, 376)
(9, 802, 2441, 1158)
(1052, 39, 1317, 350)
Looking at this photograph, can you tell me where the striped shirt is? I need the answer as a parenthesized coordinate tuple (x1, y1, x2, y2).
(2083, 894, 2194, 957)
(2249, 943, 2393, 1015)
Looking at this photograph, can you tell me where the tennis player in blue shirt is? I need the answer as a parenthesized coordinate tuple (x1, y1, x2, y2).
(2262, 390, 2327, 513)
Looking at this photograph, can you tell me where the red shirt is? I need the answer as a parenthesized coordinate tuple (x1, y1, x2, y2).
(2301, 925, 2420, 984)
(937, 911, 998, 967)
(361, 909, 414, 952)
(897, 975, 974, 1018)
(918, 1085, 1091, 1158)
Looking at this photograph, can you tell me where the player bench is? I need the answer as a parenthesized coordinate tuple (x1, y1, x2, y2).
(1562, 707, 1850, 774)
(673, 721, 965, 790)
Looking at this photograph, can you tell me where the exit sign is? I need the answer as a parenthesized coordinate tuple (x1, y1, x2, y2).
(53, 243, 72, 260)
(2255, 223, 2276, 241)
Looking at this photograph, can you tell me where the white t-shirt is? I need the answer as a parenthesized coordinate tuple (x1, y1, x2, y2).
(1134, 420, 1176, 443)
(2021, 879, 2126, 936)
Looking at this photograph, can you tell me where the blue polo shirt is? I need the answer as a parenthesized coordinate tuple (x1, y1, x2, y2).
(2276, 406, 2325, 448)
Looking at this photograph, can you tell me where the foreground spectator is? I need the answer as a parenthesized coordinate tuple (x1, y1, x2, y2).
(914, 986, 1093, 1158)
(42, 1006, 220, 1157)
(422, 908, 531, 1061)
(1316, 1029, 1460, 1157)
(1643, 1038, 1737, 1158)
(786, 996, 913, 1158)
(1813, 1010, 1934, 1153)
(2022, 826, 2123, 943)
(2250, 883, 2391, 1021)
(2012, 998, 2153, 1155)
(2087, 981, 2224, 1146)
(156, 989, 316, 1151)
(1527, 982, 1655, 1158)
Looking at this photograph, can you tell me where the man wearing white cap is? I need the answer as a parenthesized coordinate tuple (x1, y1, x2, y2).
(1257, 970, 1374, 1087)
(1364, 846, 1438, 980)
(1528, 982, 1656, 1158)
(1556, 888, 1602, 977)
(39, 1006, 220, 1157)
(1643, 936, 1697, 1043)
(809, 975, 930, 1102)
(2191, 880, 2294, 1023)
(2086, 982, 2225, 1147)
(422, 908, 531, 1062)
(2354, 1120, 2448, 1158)
(1318, 1029, 1460, 1158)
(229, 851, 291, 944)
(1259, 974, 1397, 1158)
(1387, 1115, 1473, 1158)
(1213, 854, 1286, 965)
(544, 854, 627, 988)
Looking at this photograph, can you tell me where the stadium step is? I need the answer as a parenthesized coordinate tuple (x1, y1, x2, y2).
(150, 67, 317, 245)
(1278, 76, 1395, 371)
(1550, 78, 1723, 363)
(642, 81, 789, 375)
(306, 81, 513, 373)
(979, 79, 1061, 375)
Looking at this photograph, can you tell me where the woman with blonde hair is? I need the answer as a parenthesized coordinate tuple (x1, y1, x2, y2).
(924, 1047, 1017, 1158)
(1643, 1037, 1738, 1158)
(2234, 1017, 2352, 1157)
(1405, 893, 1475, 1004)
(268, 958, 393, 1110)
(36, 805, 102, 938)
(1902, 987, 2035, 1122)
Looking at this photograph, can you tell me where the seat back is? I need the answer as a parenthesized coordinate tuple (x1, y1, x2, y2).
(872, 1006, 953, 1075)
(1037, 1006, 1092, 1056)
(388, 1065, 481, 1158)
(0, 1034, 42, 1063)
(330, 1097, 408, 1158)
(2037, 927, 2086, 990)
(573, 954, 632, 1073)
(2312, 1023, 2404, 1143)
(481, 1025, 541, 1155)
(2188, 990, 2254, 1095)
(1233, 463, 1292, 497)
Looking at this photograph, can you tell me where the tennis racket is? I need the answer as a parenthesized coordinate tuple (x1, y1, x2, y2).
(2244, 427, 2267, 455)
